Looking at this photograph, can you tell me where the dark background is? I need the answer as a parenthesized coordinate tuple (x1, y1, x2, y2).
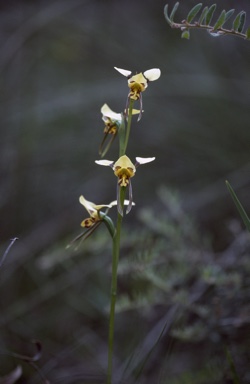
(1, 1, 250, 383)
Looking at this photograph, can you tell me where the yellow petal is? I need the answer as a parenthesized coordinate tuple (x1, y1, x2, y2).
(114, 155, 136, 171)
(129, 72, 147, 85)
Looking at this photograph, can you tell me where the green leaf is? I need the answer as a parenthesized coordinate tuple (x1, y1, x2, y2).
(187, 3, 203, 23)
(225, 180, 250, 232)
(198, 6, 208, 25)
(181, 29, 190, 39)
(224, 9, 235, 24)
(238, 12, 246, 33)
(213, 10, 226, 31)
(205, 4, 216, 25)
(233, 11, 245, 32)
(163, 4, 171, 25)
(170, 2, 179, 22)
(164, 3, 179, 25)
(246, 27, 250, 39)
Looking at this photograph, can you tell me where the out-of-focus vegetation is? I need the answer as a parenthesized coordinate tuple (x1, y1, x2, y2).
(1, 0, 250, 382)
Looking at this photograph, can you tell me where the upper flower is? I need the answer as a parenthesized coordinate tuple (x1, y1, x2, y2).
(95, 155, 155, 215)
(114, 67, 161, 101)
(114, 67, 161, 121)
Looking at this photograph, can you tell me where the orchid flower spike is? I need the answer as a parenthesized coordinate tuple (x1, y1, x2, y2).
(114, 67, 161, 120)
(99, 103, 141, 156)
(95, 155, 155, 215)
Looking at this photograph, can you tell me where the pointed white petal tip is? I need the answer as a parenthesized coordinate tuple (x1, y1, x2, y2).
(114, 67, 132, 77)
(135, 157, 155, 164)
(109, 199, 135, 207)
(143, 68, 161, 81)
(95, 159, 114, 166)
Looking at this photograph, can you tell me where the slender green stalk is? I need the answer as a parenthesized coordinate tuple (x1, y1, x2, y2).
(107, 187, 126, 384)
(107, 101, 134, 383)
(122, 99, 134, 155)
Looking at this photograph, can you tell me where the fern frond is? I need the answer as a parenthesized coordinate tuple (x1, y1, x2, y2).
(164, 2, 250, 41)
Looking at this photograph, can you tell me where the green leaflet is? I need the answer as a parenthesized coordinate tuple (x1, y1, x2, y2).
(186, 3, 203, 23)
(205, 4, 216, 25)
(170, 2, 179, 22)
(246, 27, 250, 39)
(233, 11, 246, 32)
(238, 12, 246, 33)
(181, 29, 190, 39)
(224, 9, 235, 24)
(198, 6, 208, 25)
(213, 10, 226, 31)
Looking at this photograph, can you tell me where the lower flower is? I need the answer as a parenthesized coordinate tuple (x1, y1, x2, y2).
(95, 155, 155, 215)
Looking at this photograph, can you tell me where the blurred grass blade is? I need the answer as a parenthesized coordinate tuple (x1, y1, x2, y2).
(225, 180, 250, 232)
(205, 4, 216, 25)
(186, 3, 203, 23)
(198, 6, 208, 24)
(213, 10, 226, 31)
(225, 347, 241, 384)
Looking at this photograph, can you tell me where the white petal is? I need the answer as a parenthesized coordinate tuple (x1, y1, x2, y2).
(143, 68, 161, 81)
(135, 156, 155, 164)
(114, 67, 132, 77)
(95, 159, 114, 166)
(101, 104, 121, 122)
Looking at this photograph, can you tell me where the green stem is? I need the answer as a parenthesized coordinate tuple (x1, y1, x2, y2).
(107, 187, 126, 384)
(122, 99, 134, 156)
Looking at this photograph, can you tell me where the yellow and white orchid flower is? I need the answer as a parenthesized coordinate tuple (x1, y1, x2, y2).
(99, 103, 141, 156)
(67, 195, 134, 247)
(79, 195, 115, 228)
(95, 155, 155, 215)
(114, 67, 161, 120)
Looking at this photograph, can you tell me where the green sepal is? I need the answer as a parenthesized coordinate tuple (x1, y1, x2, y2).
(186, 3, 203, 23)
(205, 4, 216, 25)
(225, 180, 250, 232)
(181, 29, 190, 39)
(213, 10, 226, 31)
